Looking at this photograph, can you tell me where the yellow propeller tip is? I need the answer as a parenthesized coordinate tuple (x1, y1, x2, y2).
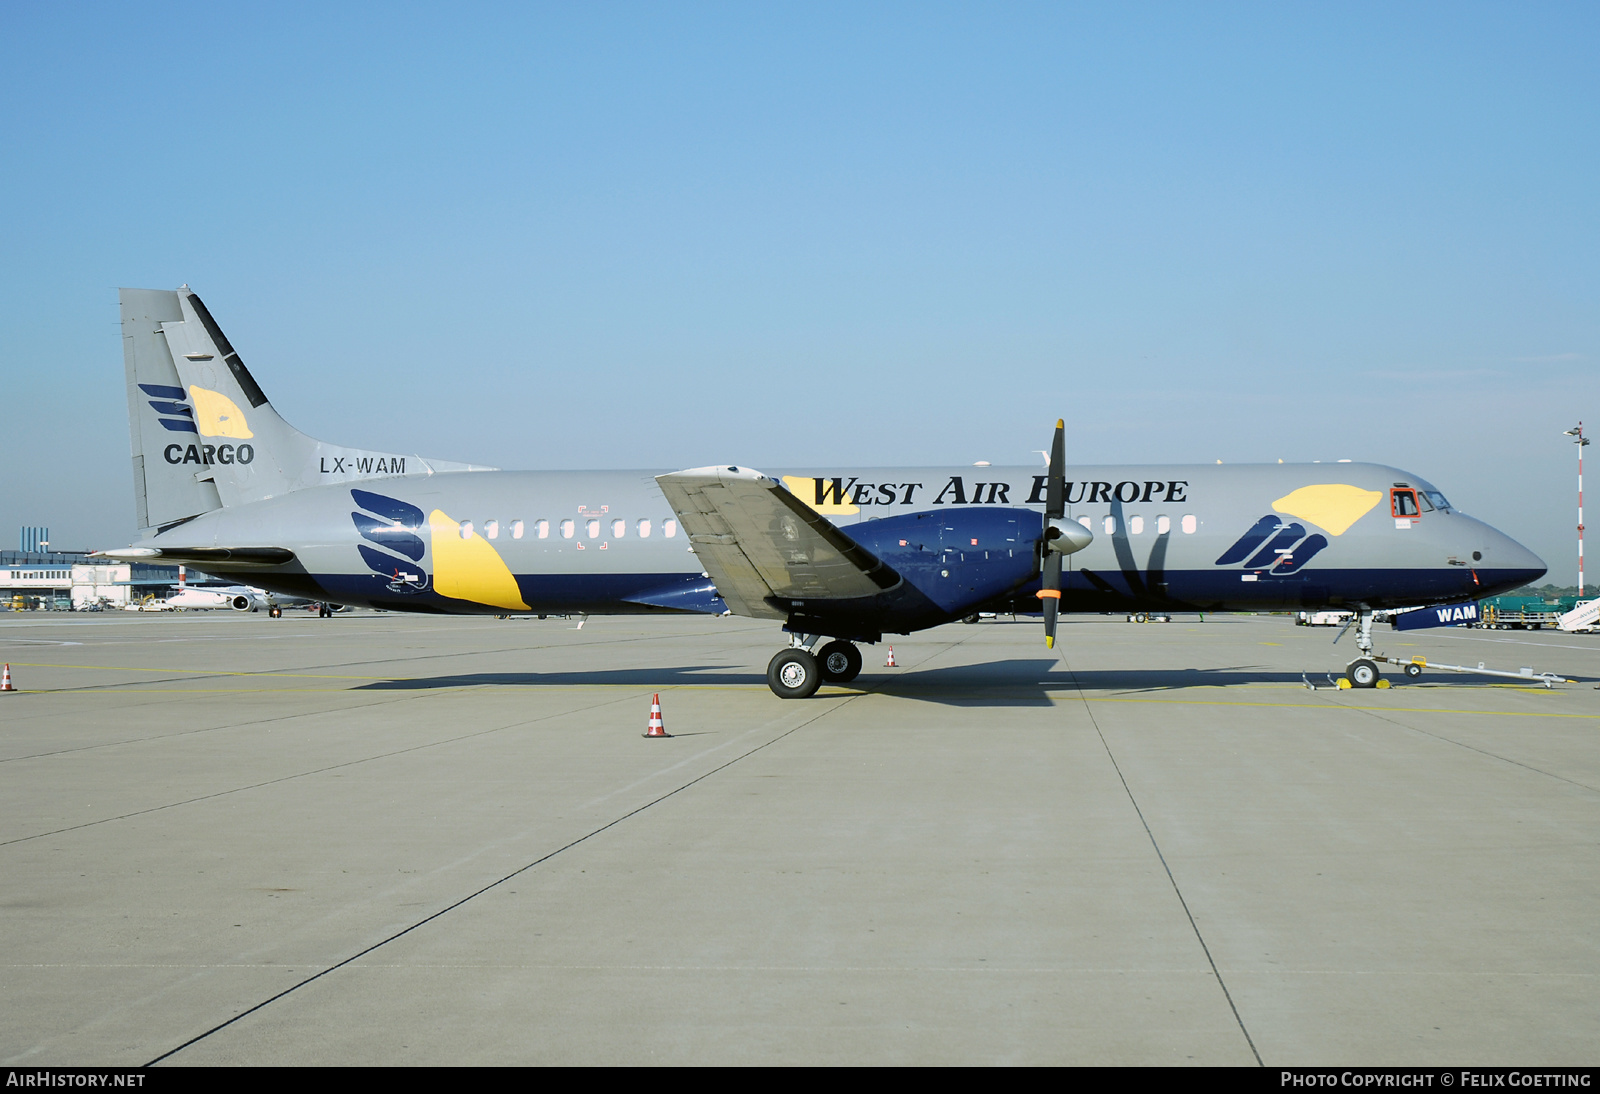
(1056, 419, 1064, 429)
(1045, 636, 1055, 649)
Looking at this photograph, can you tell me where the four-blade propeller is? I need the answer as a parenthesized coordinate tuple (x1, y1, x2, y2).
(1036, 419, 1093, 648)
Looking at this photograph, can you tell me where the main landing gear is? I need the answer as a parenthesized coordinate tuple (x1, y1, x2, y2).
(766, 635, 863, 698)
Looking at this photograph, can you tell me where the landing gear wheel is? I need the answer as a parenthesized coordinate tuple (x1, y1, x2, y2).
(1403, 662, 1423, 678)
(269, 607, 282, 618)
(1346, 658, 1380, 688)
(817, 640, 862, 683)
(767, 649, 822, 699)
(962, 613, 980, 624)
(1134, 612, 1148, 623)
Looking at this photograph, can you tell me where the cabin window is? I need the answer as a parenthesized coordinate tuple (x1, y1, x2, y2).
(1129, 515, 1144, 535)
(560, 519, 574, 539)
(537, 519, 549, 539)
(485, 520, 499, 540)
(1103, 515, 1116, 535)
(511, 520, 524, 539)
(1392, 489, 1421, 518)
(1156, 515, 1171, 535)
(664, 519, 678, 538)
(1076, 515, 1092, 530)
(1181, 515, 1197, 534)
(638, 519, 652, 538)
(586, 519, 600, 539)
(459, 521, 474, 540)
(611, 519, 626, 538)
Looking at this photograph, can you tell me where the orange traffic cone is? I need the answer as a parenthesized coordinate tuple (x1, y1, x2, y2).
(884, 646, 898, 667)
(643, 693, 670, 738)
(1, 664, 13, 692)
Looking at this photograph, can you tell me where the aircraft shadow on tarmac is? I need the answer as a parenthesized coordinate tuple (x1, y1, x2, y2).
(351, 660, 1436, 706)
(354, 661, 1065, 706)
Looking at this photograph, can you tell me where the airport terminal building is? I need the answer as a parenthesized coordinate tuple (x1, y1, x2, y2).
(0, 550, 180, 610)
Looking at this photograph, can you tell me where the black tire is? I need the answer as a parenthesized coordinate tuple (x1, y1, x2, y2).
(1346, 658, 1380, 688)
(269, 607, 282, 619)
(962, 613, 980, 624)
(1134, 612, 1148, 623)
(817, 640, 863, 683)
(767, 649, 822, 699)
(1403, 662, 1423, 678)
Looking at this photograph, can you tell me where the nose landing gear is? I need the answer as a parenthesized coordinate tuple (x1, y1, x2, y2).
(1346, 657, 1381, 688)
(1338, 609, 1384, 688)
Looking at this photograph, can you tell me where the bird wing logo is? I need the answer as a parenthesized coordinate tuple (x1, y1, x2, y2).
(1214, 485, 1383, 575)
(351, 489, 430, 594)
(140, 383, 255, 439)
(185, 386, 254, 438)
(350, 489, 529, 610)
(1215, 517, 1329, 574)
(139, 384, 198, 433)
(1270, 485, 1382, 537)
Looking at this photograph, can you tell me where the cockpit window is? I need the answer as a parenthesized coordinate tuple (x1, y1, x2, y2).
(1392, 489, 1421, 517)
(1424, 490, 1451, 512)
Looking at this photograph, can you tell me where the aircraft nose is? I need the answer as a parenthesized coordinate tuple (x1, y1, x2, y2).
(1466, 519, 1546, 595)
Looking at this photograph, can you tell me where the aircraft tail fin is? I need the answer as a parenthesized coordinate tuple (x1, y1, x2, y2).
(122, 288, 224, 534)
(121, 287, 491, 534)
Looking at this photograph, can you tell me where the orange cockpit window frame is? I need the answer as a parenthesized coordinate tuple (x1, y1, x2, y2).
(1391, 488, 1421, 518)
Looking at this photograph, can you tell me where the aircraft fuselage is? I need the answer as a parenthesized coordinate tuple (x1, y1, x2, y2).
(149, 461, 1545, 637)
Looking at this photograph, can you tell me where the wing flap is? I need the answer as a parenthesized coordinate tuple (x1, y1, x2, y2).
(655, 467, 898, 620)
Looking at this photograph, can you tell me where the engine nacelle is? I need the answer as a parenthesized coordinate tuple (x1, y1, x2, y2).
(230, 594, 257, 612)
(844, 507, 1044, 617)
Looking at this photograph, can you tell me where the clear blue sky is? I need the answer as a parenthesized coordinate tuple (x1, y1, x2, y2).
(1, 2, 1595, 579)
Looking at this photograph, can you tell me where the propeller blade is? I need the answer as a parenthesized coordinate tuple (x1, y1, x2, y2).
(1038, 419, 1068, 648)
(1039, 550, 1062, 648)
(1045, 419, 1065, 520)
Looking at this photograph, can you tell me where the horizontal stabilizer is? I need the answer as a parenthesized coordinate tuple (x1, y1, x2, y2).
(654, 466, 899, 621)
(94, 546, 297, 567)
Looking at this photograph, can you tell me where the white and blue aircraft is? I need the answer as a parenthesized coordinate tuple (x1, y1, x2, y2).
(162, 581, 316, 614)
(101, 287, 1546, 697)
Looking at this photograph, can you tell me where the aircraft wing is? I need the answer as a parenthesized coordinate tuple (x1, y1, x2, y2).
(655, 466, 900, 620)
